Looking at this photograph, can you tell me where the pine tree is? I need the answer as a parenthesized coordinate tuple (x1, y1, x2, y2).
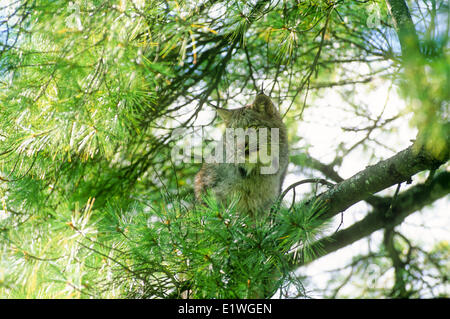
(0, 0, 448, 298)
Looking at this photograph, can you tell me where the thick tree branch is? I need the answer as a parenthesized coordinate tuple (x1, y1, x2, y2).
(296, 170, 450, 267)
(290, 153, 388, 208)
(317, 143, 448, 220)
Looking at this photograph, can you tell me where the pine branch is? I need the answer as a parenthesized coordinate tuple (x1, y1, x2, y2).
(316, 141, 449, 221)
(293, 170, 450, 268)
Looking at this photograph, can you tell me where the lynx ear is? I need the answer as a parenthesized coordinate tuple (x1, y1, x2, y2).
(216, 107, 234, 123)
(249, 94, 276, 116)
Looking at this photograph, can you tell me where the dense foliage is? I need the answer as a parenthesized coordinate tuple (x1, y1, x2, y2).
(0, 0, 448, 298)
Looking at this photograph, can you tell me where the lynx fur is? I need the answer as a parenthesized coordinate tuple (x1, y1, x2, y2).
(194, 93, 289, 217)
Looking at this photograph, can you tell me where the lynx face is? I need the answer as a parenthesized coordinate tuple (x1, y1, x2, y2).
(216, 94, 286, 177)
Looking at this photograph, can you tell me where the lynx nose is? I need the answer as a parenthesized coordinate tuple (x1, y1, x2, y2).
(236, 135, 258, 163)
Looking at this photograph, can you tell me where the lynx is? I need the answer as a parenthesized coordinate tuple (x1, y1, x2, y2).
(194, 93, 289, 217)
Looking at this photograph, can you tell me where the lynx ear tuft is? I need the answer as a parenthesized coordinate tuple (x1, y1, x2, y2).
(250, 94, 276, 116)
(216, 107, 234, 123)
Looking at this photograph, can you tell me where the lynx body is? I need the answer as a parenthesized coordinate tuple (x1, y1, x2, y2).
(194, 94, 289, 217)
